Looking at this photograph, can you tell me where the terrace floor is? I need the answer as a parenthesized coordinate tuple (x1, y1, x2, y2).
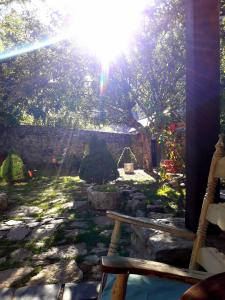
(0, 170, 158, 287)
(0, 169, 183, 298)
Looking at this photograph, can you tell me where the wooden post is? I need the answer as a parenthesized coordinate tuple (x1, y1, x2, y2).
(185, 0, 220, 231)
(108, 220, 122, 256)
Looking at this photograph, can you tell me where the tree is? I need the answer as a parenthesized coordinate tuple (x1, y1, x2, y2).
(101, 0, 185, 172)
(0, 11, 100, 128)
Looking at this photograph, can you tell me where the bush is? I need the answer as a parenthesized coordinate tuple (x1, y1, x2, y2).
(0, 151, 25, 183)
(117, 147, 137, 168)
(79, 136, 119, 184)
(62, 154, 81, 174)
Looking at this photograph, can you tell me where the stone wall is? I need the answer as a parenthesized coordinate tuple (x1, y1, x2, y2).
(0, 126, 143, 169)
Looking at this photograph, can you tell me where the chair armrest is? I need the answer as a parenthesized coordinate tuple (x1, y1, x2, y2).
(101, 256, 211, 285)
(107, 211, 195, 240)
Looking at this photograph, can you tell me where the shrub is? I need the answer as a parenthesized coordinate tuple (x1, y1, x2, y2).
(62, 154, 81, 174)
(117, 147, 137, 168)
(0, 151, 25, 183)
(79, 136, 119, 184)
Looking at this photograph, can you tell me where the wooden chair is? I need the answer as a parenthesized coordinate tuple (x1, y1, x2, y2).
(99, 135, 225, 300)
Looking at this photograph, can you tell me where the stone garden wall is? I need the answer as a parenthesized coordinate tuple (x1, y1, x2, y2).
(0, 126, 143, 169)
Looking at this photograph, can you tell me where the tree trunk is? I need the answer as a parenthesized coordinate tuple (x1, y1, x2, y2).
(140, 129, 152, 173)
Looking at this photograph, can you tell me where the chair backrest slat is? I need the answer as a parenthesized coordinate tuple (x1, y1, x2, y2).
(206, 203, 225, 231)
(189, 135, 225, 271)
(197, 247, 225, 274)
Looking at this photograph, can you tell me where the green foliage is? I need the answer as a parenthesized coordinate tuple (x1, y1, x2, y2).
(0, 151, 25, 183)
(117, 147, 137, 168)
(79, 136, 119, 184)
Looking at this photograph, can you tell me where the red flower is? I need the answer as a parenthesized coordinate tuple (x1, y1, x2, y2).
(168, 123, 177, 133)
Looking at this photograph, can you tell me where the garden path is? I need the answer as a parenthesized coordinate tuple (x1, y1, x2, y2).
(0, 172, 155, 289)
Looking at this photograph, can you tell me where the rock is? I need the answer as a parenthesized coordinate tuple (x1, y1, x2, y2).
(45, 207, 61, 215)
(61, 202, 74, 210)
(93, 216, 114, 228)
(69, 221, 89, 229)
(28, 260, 83, 285)
(147, 204, 165, 213)
(79, 262, 93, 274)
(7, 206, 43, 217)
(73, 201, 89, 210)
(136, 210, 146, 218)
(30, 223, 59, 240)
(87, 186, 121, 210)
(0, 225, 11, 231)
(0, 230, 7, 238)
(132, 193, 146, 201)
(83, 255, 100, 266)
(0, 288, 14, 299)
(10, 248, 32, 262)
(49, 218, 65, 225)
(5, 220, 24, 226)
(34, 241, 46, 248)
(99, 229, 113, 238)
(91, 247, 107, 256)
(63, 282, 98, 300)
(40, 217, 55, 224)
(0, 267, 34, 288)
(14, 284, 61, 300)
(0, 257, 6, 264)
(33, 244, 87, 260)
(65, 229, 85, 238)
(97, 242, 105, 249)
(126, 199, 145, 213)
(7, 226, 30, 241)
(31, 260, 47, 267)
(0, 193, 8, 211)
(26, 221, 40, 228)
(120, 190, 131, 200)
(90, 265, 102, 281)
(120, 238, 130, 246)
(130, 216, 193, 268)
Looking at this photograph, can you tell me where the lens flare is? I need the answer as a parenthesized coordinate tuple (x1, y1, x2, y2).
(0, 34, 66, 61)
(66, 0, 150, 66)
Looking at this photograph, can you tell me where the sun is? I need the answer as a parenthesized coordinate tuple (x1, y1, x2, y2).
(64, 0, 151, 66)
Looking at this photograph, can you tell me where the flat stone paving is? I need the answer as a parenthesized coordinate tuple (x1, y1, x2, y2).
(0, 174, 153, 290)
(0, 282, 98, 300)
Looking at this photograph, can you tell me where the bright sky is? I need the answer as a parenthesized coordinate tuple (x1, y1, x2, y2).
(63, 0, 152, 66)
(0, 0, 153, 66)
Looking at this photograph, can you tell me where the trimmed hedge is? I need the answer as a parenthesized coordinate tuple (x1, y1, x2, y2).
(0, 151, 25, 183)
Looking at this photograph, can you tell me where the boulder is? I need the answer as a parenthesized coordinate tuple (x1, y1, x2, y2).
(7, 226, 30, 241)
(130, 215, 193, 268)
